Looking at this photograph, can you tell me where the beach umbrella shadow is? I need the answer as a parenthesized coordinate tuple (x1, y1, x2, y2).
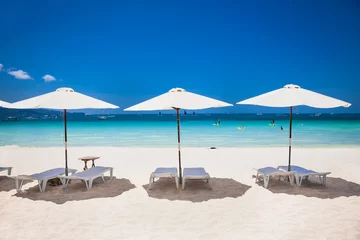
(0, 176, 32, 192)
(13, 177, 136, 204)
(258, 177, 360, 199)
(143, 177, 251, 202)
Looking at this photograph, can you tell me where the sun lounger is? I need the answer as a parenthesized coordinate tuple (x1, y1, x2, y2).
(0, 167, 12, 175)
(13, 168, 77, 192)
(278, 165, 331, 187)
(149, 167, 179, 189)
(58, 166, 113, 190)
(182, 168, 211, 190)
(254, 167, 295, 189)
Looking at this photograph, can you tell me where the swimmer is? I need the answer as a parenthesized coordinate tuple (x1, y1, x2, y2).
(280, 126, 283, 131)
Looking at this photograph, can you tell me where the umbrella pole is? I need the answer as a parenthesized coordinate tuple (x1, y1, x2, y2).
(288, 106, 293, 171)
(64, 109, 69, 176)
(176, 108, 182, 183)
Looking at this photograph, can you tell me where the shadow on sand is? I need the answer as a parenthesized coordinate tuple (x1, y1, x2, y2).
(257, 176, 360, 199)
(13, 177, 136, 204)
(143, 177, 251, 202)
(0, 176, 33, 192)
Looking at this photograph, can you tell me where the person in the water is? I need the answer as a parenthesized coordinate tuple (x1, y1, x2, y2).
(280, 126, 283, 131)
(238, 125, 245, 130)
(217, 119, 221, 126)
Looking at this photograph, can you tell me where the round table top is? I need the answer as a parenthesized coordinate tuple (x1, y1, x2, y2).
(78, 156, 100, 161)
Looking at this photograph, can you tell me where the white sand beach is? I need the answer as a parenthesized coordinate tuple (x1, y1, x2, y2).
(0, 146, 360, 240)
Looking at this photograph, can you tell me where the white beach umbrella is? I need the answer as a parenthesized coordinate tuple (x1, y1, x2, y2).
(237, 84, 351, 171)
(0, 100, 10, 107)
(125, 87, 232, 181)
(5, 87, 119, 175)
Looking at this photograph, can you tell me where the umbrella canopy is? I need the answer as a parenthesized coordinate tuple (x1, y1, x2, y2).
(237, 84, 351, 171)
(125, 87, 232, 182)
(0, 100, 10, 107)
(125, 87, 232, 111)
(7, 87, 118, 109)
(5, 87, 119, 175)
(237, 84, 351, 108)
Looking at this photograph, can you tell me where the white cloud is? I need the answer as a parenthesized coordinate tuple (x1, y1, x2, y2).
(8, 69, 33, 80)
(42, 74, 56, 82)
(0, 64, 3, 71)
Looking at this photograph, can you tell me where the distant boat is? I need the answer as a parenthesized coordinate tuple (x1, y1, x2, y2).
(25, 116, 36, 120)
(257, 113, 262, 116)
(85, 113, 92, 116)
(97, 116, 108, 120)
(315, 113, 321, 117)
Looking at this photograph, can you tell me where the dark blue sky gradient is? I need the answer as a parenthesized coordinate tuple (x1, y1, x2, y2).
(0, 0, 359, 113)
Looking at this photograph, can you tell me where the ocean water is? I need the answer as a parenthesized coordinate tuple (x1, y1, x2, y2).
(0, 114, 360, 147)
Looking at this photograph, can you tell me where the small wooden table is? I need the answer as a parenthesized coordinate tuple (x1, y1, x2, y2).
(78, 156, 100, 170)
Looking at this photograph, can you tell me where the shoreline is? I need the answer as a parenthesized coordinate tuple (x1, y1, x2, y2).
(1, 145, 360, 149)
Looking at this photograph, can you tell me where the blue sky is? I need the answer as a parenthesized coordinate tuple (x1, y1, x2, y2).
(0, 0, 359, 113)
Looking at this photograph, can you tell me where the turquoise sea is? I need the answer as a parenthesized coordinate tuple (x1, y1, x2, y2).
(0, 114, 360, 147)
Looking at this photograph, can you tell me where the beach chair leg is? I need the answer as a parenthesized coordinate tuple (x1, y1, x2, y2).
(289, 175, 295, 187)
(7, 168, 12, 175)
(84, 180, 90, 190)
(42, 180, 49, 192)
(297, 176, 304, 187)
(15, 178, 20, 192)
(89, 179, 94, 190)
(264, 175, 269, 188)
(323, 176, 327, 186)
(62, 179, 69, 188)
(109, 168, 113, 180)
(148, 175, 153, 190)
(319, 175, 323, 185)
(182, 178, 186, 190)
(208, 178, 212, 190)
(37, 180, 43, 192)
(101, 174, 105, 183)
(59, 177, 65, 186)
(255, 173, 259, 182)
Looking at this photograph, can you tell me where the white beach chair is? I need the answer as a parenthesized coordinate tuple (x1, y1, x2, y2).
(58, 166, 113, 190)
(254, 167, 295, 189)
(278, 165, 331, 187)
(182, 168, 211, 190)
(148, 167, 179, 189)
(13, 168, 77, 192)
(0, 167, 12, 175)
